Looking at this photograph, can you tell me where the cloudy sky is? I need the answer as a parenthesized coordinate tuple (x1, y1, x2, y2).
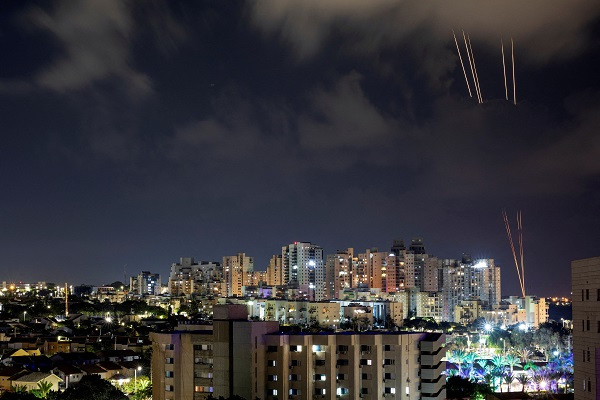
(1, 0, 599, 296)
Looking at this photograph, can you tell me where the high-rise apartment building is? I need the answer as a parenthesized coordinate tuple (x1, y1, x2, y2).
(264, 330, 445, 400)
(130, 271, 161, 296)
(151, 304, 278, 400)
(442, 256, 501, 322)
(169, 258, 200, 296)
(168, 258, 222, 297)
(328, 248, 354, 299)
(282, 242, 324, 300)
(151, 304, 446, 400)
(505, 296, 549, 327)
(266, 255, 284, 286)
(222, 253, 253, 297)
(572, 256, 600, 400)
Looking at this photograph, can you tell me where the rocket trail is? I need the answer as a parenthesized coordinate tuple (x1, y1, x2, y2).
(501, 37, 508, 101)
(462, 31, 479, 103)
(517, 211, 525, 295)
(468, 34, 483, 103)
(453, 30, 472, 97)
(511, 37, 516, 105)
(503, 209, 525, 297)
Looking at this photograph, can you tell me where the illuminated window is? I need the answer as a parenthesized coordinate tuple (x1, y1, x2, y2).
(314, 374, 326, 381)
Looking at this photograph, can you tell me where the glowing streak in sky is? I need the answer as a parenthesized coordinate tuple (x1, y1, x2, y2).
(453, 30, 472, 97)
(511, 37, 516, 105)
(462, 31, 479, 103)
(517, 211, 525, 294)
(501, 37, 508, 101)
(503, 209, 526, 297)
(467, 34, 483, 103)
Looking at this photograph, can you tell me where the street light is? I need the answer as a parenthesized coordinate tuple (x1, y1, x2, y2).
(23, 311, 27, 322)
(134, 366, 142, 393)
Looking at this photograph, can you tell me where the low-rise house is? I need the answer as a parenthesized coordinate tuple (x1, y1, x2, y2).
(78, 364, 108, 379)
(53, 365, 83, 389)
(96, 361, 123, 379)
(50, 352, 99, 366)
(7, 337, 39, 350)
(97, 350, 140, 363)
(42, 337, 71, 355)
(118, 361, 142, 378)
(6, 349, 41, 357)
(0, 367, 27, 391)
(11, 372, 63, 392)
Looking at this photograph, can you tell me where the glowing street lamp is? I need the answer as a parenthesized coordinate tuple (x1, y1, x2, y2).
(484, 323, 492, 332)
(134, 366, 142, 393)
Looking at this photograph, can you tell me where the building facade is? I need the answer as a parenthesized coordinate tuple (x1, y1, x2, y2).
(282, 242, 325, 301)
(572, 256, 600, 400)
(222, 253, 254, 297)
(130, 271, 161, 296)
(150, 304, 446, 400)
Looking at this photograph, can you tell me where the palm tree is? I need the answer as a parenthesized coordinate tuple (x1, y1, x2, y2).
(523, 361, 539, 372)
(518, 348, 532, 363)
(462, 352, 478, 379)
(516, 374, 530, 392)
(493, 369, 505, 392)
(503, 373, 515, 392)
(449, 349, 467, 370)
(505, 354, 522, 373)
(491, 355, 505, 370)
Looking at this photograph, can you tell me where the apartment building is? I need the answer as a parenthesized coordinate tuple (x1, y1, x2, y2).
(572, 256, 600, 400)
(151, 304, 445, 400)
(263, 330, 445, 400)
(151, 305, 278, 400)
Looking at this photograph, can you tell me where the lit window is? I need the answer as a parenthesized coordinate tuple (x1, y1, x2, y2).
(314, 374, 326, 381)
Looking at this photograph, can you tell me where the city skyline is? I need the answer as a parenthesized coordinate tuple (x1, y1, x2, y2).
(1, 1, 599, 296)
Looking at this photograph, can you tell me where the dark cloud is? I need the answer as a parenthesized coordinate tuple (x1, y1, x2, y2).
(0, 1, 597, 295)
(27, 0, 151, 95)
(250, 0, 600, 64)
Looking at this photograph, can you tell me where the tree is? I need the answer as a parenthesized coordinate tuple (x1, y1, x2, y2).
(516, 374, 530, 392)
(120, 376, 151, 400)
(60, 375, 127, 400)
(504, 354, 522, 373)
(0, 392, 38, 400)
(446, 376, 491, 400)
(503, 373, 515, 392)
(30, 381, 53, 399)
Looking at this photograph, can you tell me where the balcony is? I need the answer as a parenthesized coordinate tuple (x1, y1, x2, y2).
(420, 362, 445, 380)
(419, 333, 444, 353)
(420, 348, 444, 367)
(194, 376, 213, 386)
(420, 379, 445, 395)
(421, 386, 446, 400)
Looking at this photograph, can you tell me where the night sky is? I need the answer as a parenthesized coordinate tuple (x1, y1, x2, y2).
(1, 1, 599, 296)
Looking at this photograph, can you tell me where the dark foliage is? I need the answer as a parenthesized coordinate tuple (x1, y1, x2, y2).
(60, 375, 127, 400)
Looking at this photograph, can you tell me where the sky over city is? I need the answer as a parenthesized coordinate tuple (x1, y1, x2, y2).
(1, 1, 599, 296)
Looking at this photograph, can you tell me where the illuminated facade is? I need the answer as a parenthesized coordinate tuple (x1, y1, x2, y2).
(282, 242, 324, 301)
(572, 256, 600, 400)
(222, 253, 253, 297)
